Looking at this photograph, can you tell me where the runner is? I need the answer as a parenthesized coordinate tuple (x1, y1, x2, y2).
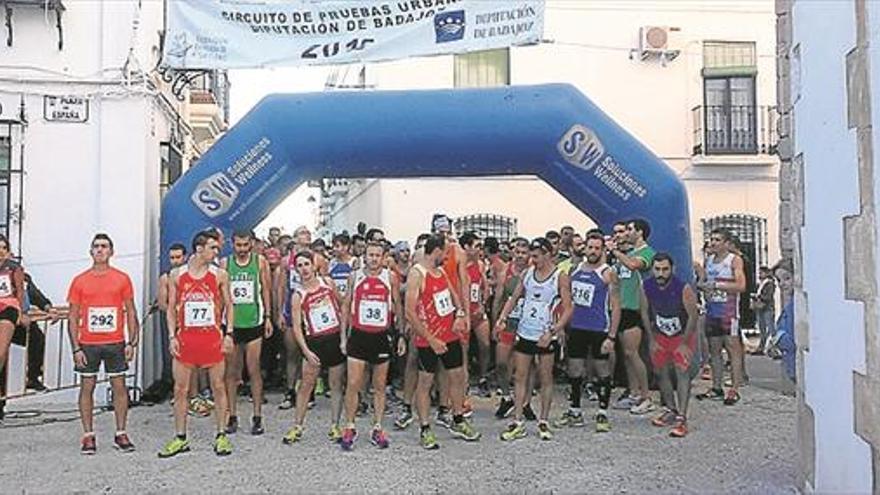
(66, 233, 139, 454)
(641, 253, 698, 437)
(559, 225, 575, 260)
(497, 237, 573, 441)
(274, 225, 316, 410)
(0, 235, 24, 379)
(222, 230, 272, 435)
(608, 219, 656, 415)
(555, 233, 620, 432)
(339, 242, 404, 450)
(460, 232, 492, 397)
(281, 250, 347, 445)
(492, 237, 529, 419)
(394, 234, 430, 430)
(696, 228, 747, 405)
(160, 231, 234, 457)
(405, 233, 481, 449)
(329, 233, 357, 297)
(352, 234, 367, 260)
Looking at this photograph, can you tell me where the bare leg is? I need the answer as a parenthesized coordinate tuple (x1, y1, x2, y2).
(294, 360, 319, 426)
(621, 327, 649, 399)
(344, 358, 367, 425)
(245, 339, 264, 417)
(495, 342, 513, 397)
(725, 335, 745, 390)
(328, 363, 346, 426)
(207, 361, 229, 433)
(709, 336, 725, 390)
(79, 376, 97, 434)
(224, 345, 243, 420)
(510, 352, 532, 420)
(110, 375, 129, 432)
(415, 371, 435, 426)
(537, 354, 554, 421)
(474, 319, 491, 381)
(402, 339, 418, 405)
(371, 362, 390, 426)
(172, 361, 194, 435)
(0, 323, 13, 375)
(447, 366, 468, 415)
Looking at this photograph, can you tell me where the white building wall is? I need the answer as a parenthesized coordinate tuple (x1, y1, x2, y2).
(324, 0, 780, 266)
(792, 0, 873, 492)
(0, 1, 183, 394)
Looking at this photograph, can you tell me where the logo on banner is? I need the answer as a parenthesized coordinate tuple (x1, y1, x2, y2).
(435, 11, 465, 43)
(192, 172, 239, 218)
(558, 124, 605, 171)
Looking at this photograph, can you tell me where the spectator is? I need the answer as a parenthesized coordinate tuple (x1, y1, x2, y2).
(751, 266, 777, 355)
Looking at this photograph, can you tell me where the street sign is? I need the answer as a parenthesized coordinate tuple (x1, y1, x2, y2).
(43, 95, 89, 123)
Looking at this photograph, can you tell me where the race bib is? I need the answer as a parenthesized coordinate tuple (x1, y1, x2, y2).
(184, 300, 216, 327)
(655, 315, 683, 336)
(469, 283, 480, 303)
(358, 299, 389, 327)
(0, 274, 11, 298)
(522, 300, 550, 329)
(509, 298, 524, 320)
(333, 278, 348, 296)
(288, 270, 301, 290)
(308, 300, 339, 334)
(87, 307, 117, 333)
(433, 289, 454, 317)
(571, 281, 596, 307)
(231, 280, 255, 305)
(707, 290, 728, 304)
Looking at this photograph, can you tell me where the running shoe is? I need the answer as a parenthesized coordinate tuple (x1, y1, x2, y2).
(81, 434, 97, 456)
(630, 398, 657, 415)
(523, 403, 538, 421)
(695, 388, 724, 401)
(537, 420, 553, 440)
(370, 426, 389, 449)
(651, 408, 677, 427)
(595, 413, 611, 433)
(670, 416, 688, 438)
(494, 397, 514, 419)
(225, 415, 239, 434)
(113, 433, 135, 453)
(394, 405, 414, 430)
(553, 409, 585, 428)
(420, 427, 440, 450)
(450, 420, 481, 441)
(477, 378, 492, 398)
(314, 377, 325, 396)
(278, 390, 296, 410)
(251, 416, 264, 436)
(341, 426, 357, 451)
(282, 425, 304, 445)
(435, 408, 453, 429)
(723, 389, 741, 406)
(612, 395, 638, 410)
(213, 433, 232, 456)
(500, 421, 527, 441)
(700, 365, 712, 381)
(158, 437, 190, 458)
(328, 424, 343, 443)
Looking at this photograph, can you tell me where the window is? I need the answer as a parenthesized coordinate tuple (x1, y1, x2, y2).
(701, 42, 758, 154)
(454, 214, 517, 241)
(454, 49, 510, 88)
(160, 142, 183, 198)
(701, 214, 768, 330)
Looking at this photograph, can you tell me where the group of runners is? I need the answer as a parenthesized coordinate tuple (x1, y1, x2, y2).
(49, 212, 752, 456)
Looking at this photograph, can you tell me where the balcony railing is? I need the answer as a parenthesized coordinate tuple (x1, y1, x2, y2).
(692, 105, 778, 156)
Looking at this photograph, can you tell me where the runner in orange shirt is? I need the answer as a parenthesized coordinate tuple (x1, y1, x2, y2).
(66, 233, 139, 455)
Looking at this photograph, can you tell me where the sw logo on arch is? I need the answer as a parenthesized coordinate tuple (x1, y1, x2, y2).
(191, 172, 239, 218)
(558, 124, 605, 171)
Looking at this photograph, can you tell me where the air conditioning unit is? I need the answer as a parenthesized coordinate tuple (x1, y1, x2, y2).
(637, 26, 681, 62)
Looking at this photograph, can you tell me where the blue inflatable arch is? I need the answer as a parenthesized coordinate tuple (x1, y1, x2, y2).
(161, 83, 692, 279)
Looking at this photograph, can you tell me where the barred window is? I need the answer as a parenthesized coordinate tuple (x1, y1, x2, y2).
(454, 214, 517, 241)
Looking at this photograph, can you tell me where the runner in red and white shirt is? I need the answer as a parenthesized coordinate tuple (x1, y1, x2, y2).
(282, 250, 347, 445)
(460, 232, 492, 397)
(338, 241, 404, 450)
(405, 233, 481, 449)
(161, 231, 234, 458)
(66, 233, 139, 455)
(0, 234, 24, 379)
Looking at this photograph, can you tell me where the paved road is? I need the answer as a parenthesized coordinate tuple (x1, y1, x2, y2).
(0, 358, 798, 494)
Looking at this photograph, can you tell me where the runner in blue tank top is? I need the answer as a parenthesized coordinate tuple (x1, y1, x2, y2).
(640, 253, 698, 438)
(556, 232, 620, 433)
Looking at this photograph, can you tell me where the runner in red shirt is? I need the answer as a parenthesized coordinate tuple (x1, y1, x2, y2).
(338, 241, 404, 450)
(405, 233, 481, 450)
(160, 231, 234, 458)
(0, 234, 24, 381)
(66, 233, 139, 455)
(460, 232, 492, 397)
(282, 250, 347, 445)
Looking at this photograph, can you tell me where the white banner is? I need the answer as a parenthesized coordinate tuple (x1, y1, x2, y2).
(163, 0, 544, 69)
